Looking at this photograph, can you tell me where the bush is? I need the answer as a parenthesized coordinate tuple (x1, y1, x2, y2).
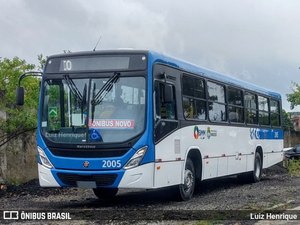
(287, 159, 300, 177)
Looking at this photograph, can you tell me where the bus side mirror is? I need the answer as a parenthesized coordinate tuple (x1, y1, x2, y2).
(16, 87, 24, 106)
(164, 84, 174, 103)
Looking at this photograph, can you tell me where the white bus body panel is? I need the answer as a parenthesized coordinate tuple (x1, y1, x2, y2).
(38, 125, 283, 189)
(38, 163, 60, 187)
(154, 125, 283, 186)
(154, 161, 183, 188)
(118, 163, 154, 188)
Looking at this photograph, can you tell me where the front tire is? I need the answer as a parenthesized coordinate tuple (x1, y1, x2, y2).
(93, 188, 118, 200)
(177, 158, 195, 201)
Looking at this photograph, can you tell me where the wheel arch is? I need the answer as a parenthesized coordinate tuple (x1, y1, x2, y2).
(183, 147, 202, 183)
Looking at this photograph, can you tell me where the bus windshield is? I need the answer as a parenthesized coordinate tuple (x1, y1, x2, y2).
(41, 76, 146, 144)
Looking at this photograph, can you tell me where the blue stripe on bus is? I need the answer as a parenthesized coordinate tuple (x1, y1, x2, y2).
(249, 128, 283, 140)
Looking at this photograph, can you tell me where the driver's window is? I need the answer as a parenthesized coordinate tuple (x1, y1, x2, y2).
(155, 82, 176, 121)
(154, 81, 178, 142)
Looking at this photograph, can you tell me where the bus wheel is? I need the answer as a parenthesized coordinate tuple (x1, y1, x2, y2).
(93, 188, 118, 200)
(252, 152, 262, 182)
(177, 158, 195, 201)
(238, 152, 262, 183)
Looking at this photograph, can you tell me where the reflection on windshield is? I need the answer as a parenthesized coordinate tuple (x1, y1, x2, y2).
(88, 77, 145, 143)
(91, 72, 120, 121)
(41, 76, 146, 144)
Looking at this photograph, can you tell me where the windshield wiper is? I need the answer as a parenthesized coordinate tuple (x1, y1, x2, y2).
(91, 72, 120, 122)
(63, 75, 87, 123)
(63, 75, 83, 101)
(91, 72, 120, 106)
(91, 82, 96, 122)
(81, 84, 87, 123)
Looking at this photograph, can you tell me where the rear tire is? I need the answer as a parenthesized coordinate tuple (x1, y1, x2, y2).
(177, 158, 195, 201)
(252, 152, 262, 182)
(93, 188, 118, 200)
(239, 152, 262, 183)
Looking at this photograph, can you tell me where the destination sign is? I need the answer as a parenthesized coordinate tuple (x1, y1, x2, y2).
(45, 54, 147, 73)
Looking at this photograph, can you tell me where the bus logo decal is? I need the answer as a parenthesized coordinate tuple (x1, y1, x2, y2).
(83, 161, 90, 168)
(207, 127, 217, 139)
(194, 126, 199, 139)
(194, 126, 206, 140)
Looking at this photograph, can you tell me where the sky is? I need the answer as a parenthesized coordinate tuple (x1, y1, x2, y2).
(0, 0, 300, 111)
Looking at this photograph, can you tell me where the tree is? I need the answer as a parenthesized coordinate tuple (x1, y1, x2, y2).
(287, 82, 300, 109)
(0, 57, 41, 138)
(282, 109, 293, 131)
(37, 54, 47, 71)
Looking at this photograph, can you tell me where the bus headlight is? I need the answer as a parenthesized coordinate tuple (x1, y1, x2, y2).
(124, 146, 148, 170)
(38, 146, 53, 169)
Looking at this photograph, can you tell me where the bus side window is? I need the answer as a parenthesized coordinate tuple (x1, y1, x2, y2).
(155, 82, 176, 120)
(154, 81, 178, 142)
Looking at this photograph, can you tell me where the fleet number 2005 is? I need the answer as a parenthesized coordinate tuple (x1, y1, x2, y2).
(102, 160, 121, 168)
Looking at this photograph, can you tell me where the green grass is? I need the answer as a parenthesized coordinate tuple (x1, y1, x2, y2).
(287, 159, 300, 177)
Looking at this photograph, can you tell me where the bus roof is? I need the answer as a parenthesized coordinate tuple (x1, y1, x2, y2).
(148, 51, 281, 100)
(46, 50, 281, 100)
(46, 50, 149, 59)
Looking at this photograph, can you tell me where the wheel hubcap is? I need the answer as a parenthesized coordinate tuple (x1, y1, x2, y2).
(184, 169, 194, 192)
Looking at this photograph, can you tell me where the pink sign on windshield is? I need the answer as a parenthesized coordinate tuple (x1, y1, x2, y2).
(89, 119, 135, 129)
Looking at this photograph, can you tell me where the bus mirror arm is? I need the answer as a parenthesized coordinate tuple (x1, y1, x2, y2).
(16, 71, 42, 106)
(16, 86, 25, 106)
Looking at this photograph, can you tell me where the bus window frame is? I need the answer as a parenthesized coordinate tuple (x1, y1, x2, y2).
(258, 95, 271, 126)
(181, 74, 208, 122)
(206, 80, 228, 123)
(153, 80, 179, 143)
(270, 99, 281, 128)
(40, 71, 148, 149)
(153, 62, 283, 132)
(227, 86, 245, 124)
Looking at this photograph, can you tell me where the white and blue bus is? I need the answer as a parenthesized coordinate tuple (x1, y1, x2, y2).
(17, 50, 283, 200)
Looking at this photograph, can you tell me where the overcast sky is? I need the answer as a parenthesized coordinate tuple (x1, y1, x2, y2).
(1, 0, 300, 111)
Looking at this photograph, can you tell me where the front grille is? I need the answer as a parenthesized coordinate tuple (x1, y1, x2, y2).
(49, 147, 129, 158)
(57, 173, 118, 186)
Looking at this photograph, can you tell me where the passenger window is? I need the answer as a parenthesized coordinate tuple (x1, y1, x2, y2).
(244, 92, 257, 109)
(207, 81, 226, 122)
(207, 82, 225, 103)
(258, 96, 270, 125)
(270, 100, 280, 126)
(258, 96, 269, 111)
(245, 92, 258, 124)
(228, 87, 244, 123)
(228, 88, 243, 106)
(182, 75, 207, 120)
(228, 106, 244, 123)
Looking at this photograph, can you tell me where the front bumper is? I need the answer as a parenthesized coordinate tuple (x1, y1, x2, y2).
(38, 162, 155, 189)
